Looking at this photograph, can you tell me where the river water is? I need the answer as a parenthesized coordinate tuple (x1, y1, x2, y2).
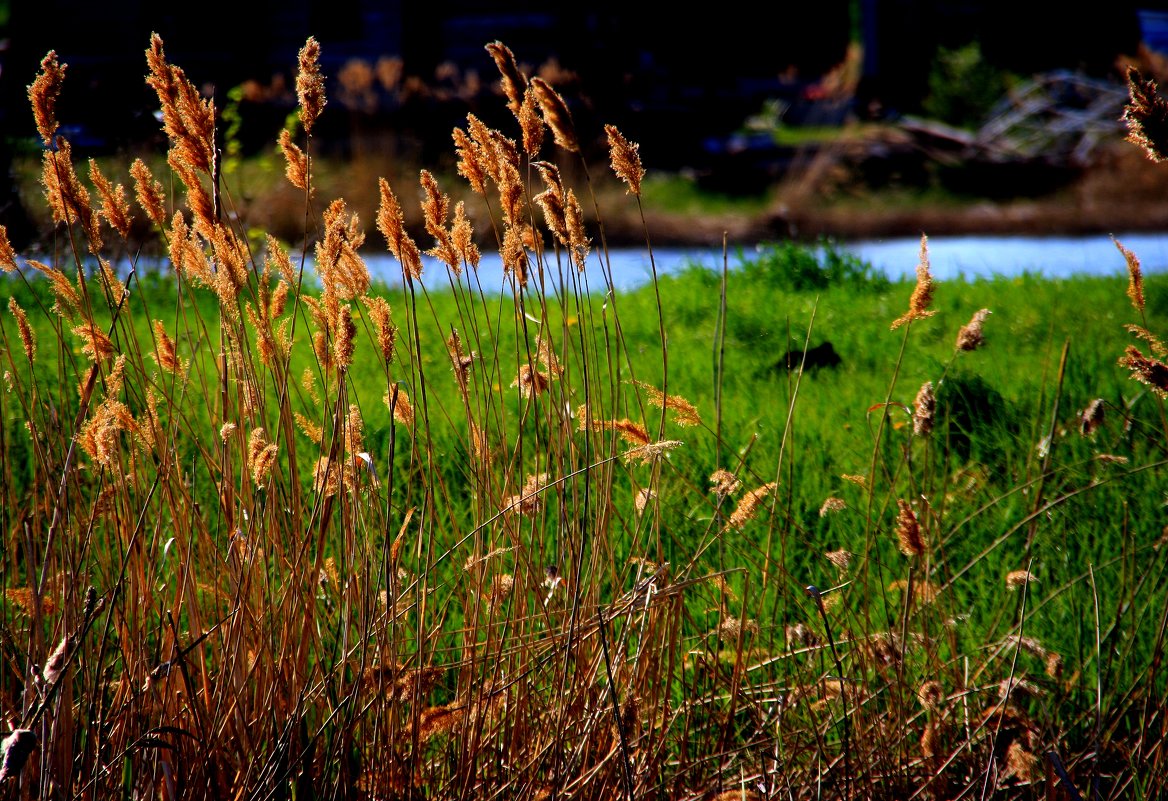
(361, 232, 1168, 292)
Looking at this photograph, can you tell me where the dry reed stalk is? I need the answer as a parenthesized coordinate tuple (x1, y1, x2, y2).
(891, 234, 937, 329)
(726, 482, 778, 530)
(956, 308, 990, 351)
(1124, 67, 1168, 162)
(605, 124, 645, 197)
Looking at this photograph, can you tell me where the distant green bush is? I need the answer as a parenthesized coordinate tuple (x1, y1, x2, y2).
(923, 41, 1013, 129)
(736, 239, 889, 291)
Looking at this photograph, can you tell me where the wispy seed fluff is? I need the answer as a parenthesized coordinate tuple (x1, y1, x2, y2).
(296, 37, 326, 134)
(1114, 237, 1145, 313)
(956, 308, 991, 351)
(130, 159, 168, 228)
(891, 234, 937, 330)
(605, 124, 646, 197)
(8, 298, 36, 362)
(913, 381, 935, 437)
(42, 635, 70, 683)
(1123, 67, 1168, 162)
(895, 499, 926, 557)
(726, 481, 779, 531)
(531, 78, 579, 153)
(248, 428, 278, 488)
(28, 50, 66, 146)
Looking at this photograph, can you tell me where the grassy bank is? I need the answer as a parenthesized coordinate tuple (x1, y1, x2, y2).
(2, 36, 1167, 801)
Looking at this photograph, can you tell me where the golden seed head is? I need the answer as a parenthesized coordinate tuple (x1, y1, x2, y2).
(296, 37, 326, 133)
(519, 85, 544, 156)
(28, 51, 67, 146)
(485, 41, 528, 116)
(895, 499, 925, 557)
(419, 170, 460, 274)
(42, 140, 100, 253)
(452, 126, 488, 195)
(956, 308, 991, 351)
(634, 487, 656, 514)
(88, 159, 133, 239)
(130, 159, 168, 228)
(718, 616, 759, 642)
(1123, 67, 1168, 162)
(361, 295, 397, 363)
(8, 298, 35, 362)
(247, 428, 278, 488)
(726, 482, 779, 530)
(1005, 569, 1038, 590)
(385, 388, 415, 429)
(917, 680, 945, 711)
(605, 124, 646, 197)
(1120, 345, 1168, 397)
(376, 178, 423, 281)
(219, 422, 237, 442)
(633, 379, 701, 426)
(450, 201, 480, 270)
(531, 77, 579, 152)
(913, 381, 935, 437)
(278, 128, 311, 192)
(891, 234, 938, 330)
(819, 497, 846, 516)
(825, 548, 852, 572)
(72, 320, 115, 363)
(1114, 237, 1145, 313)
(0, 224, 17, 271)
(146, 34, 215, 175)
(709, 469, 742, 498)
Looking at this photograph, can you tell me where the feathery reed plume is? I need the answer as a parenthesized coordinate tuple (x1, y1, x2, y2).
(295, 413, 323, 445)
(5, 588, 56, 616)
(313, 457, 341, 497)
(419, 170, 460, 274)
(502, 472, 548, 517)
(634, 487, 656, 514)
(42, 139, 100, 252)
(1114, 238, 1145, 313)
(917, 680, 945, 711)
(29, 51, 66, 146)
(841, 473, 867, 487)
(577, 407, 651, 446)
(626, 439, 684, 463)
(512, 363, 551, 397)
(825, 549, 852, 573)
(447, 330, 476, 387)
(278, 128, 311, 192)
(72, 321, 115, 363)
(1005, 569, 1038, 589)
(633, 379, 701, 426)
(316, 198, 369, 299)
(42, 635, 70, 683)
(167, 212, 212, 286)
(130, 158, 167, 228)
(450, 201, 480, 270)
(8, 299, 35, 362)
(78, 400, 134, 466)
(727, 482, 779, 530)
(533, 162, 568, 238)
(956, 308, 991, 351)
(1045, 651, 1064, 678)
(709, 469, 742, 498)
(605, 124, 645, 197)
(819, 497, 846, 516)
(895, 499, 925, 557)
(297, 37, 326, 133)
(891, 234, 937, 330)
(248, 428, 278, 488)
(0, 729, 36, 783)
(889, 577, 939, 604)
(265, 235, 297, 286)
(1125, 323, 1168, 355)
(519, 86, 544, 155)
(376, 178, 423, 280)
(1079, 398, 1105, 436)
(145, 34, 215, 175)
(1120, 345, 1168, 396)
(1003, 741, 1043, 783)
(334, 304, 357, 371)
(88, 159, 132, 239)
(0, 225, 16, 272)
(417, 703, 465, 743)
(485, 41, 528, 116)
(565, 188, 589, 270)
(385, 388, 415, 428)
(913, 381, 935, 437)
(1124, 67, 1168, 162)
(452, 127, 488, 195)
(718, 617, 759, 642)
(219, 422, 236, 442)
(361, 295, 397, 363)
(531, 77, 579, 152)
